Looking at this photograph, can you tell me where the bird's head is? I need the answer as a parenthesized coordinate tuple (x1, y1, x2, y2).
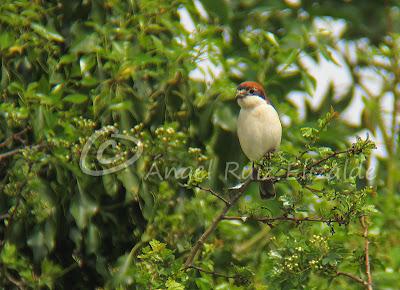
(236, 81, 269, 109)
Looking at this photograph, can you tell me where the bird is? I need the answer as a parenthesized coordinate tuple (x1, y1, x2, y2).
(236, 81, 282, 198)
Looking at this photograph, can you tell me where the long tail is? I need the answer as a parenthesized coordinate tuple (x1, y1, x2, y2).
(252, 163, 276, 199)
(259, 179, 276, 199)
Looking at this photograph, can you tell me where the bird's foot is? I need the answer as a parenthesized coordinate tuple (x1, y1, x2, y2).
(264, 150, 275, 160)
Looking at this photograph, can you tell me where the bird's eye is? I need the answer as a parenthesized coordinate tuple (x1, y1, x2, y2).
(249, 89, 255, 94)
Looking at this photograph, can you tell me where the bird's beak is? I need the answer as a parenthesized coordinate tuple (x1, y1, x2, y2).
(236, 89, 246, 100)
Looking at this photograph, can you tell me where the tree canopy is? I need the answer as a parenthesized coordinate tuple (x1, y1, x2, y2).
(0, 0, 399, 289)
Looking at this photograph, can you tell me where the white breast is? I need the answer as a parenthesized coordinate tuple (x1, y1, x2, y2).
(237, 103, 282, 161)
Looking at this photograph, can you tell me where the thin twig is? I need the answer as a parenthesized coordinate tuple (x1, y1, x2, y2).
(188, 265, 235, 279)
(306, 138, 372, 171)
(361, 216, 373, 290)
(4, 270, 26, 290)
(0, 127, 30, 148)
(183, 179, 253, 269)
(306, 149, 350, 170)
(195, 185, 230, 205)
(336, 271, 367, 286)
(222, 215, 345, 224)
(0, 148, 22, 161)
(0, 144, 46, 162)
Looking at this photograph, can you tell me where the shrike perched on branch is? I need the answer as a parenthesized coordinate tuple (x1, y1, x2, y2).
(236, 81, 282, 198)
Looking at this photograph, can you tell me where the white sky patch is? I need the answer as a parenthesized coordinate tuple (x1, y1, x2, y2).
(193, 0, 209, 20)
(287, 91, 307, 120)
(367, 154, 379, 185)
(373, 54, 391, 67)
(178, 6, 196, 33)
(381, 92, 395, 133)
(358, 67, 384, 96)
(314, 17, 347, 39)
(189, 58, 223, 83)
(178, 6, 223, 82)
(280, 114, 291, 127)
(299, 49, 353, 109)
(341, 86, 365, 126)
(174, 36, 186, 47)
(226, 59, 246, 78)
(373, 128, 388, 158)
(338, 40, 357, 64)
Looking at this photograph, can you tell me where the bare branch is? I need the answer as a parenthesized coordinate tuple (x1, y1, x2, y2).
(5, 270, 26, 290)
(0, 144, 46, 162)
(0, 148, 22, 161)
(306, 149, 350, 170)
(183, 179, 253, 269)
(222, 215, 345, 225)
(0, 127, 30, 148)
(195, 185, 230, 205)
(333, 217, 373, 289)
(336, 271, 367, 286)
(361, 216, 373, 290)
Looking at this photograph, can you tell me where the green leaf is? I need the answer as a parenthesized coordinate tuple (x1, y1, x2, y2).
(58, 54, 77, 65)
(166, 278, 184, 290)
(80, 55, 96, 74)
(0, 32, 15, 50)
(63, 94, 88, 104)
(302, 72, 316, 96)
(40, 259, 63, 288)
(265, 32, 279, 47)
(300, 127, 318, 138)
(69, 185, 98, 229)
(199, 0, 229, 23)
(195, 277, 214, 290)
(212, 105, 236, 132)
(27, 225, 48, 262)
(103, 174, 119, 196)
(31, 23, 64, 42)
(319, 45, 340, 66)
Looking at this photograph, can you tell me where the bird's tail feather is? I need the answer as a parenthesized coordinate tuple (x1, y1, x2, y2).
(259, 180, 275, 199)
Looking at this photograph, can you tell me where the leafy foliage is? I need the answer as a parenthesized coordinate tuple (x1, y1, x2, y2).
(0, 0, 399, 289)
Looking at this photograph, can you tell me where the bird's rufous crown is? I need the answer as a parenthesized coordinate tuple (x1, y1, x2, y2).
(237, 81, 266, 98)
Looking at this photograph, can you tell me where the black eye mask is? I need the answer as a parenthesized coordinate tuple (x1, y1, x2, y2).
(253, 92, 265, 100)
